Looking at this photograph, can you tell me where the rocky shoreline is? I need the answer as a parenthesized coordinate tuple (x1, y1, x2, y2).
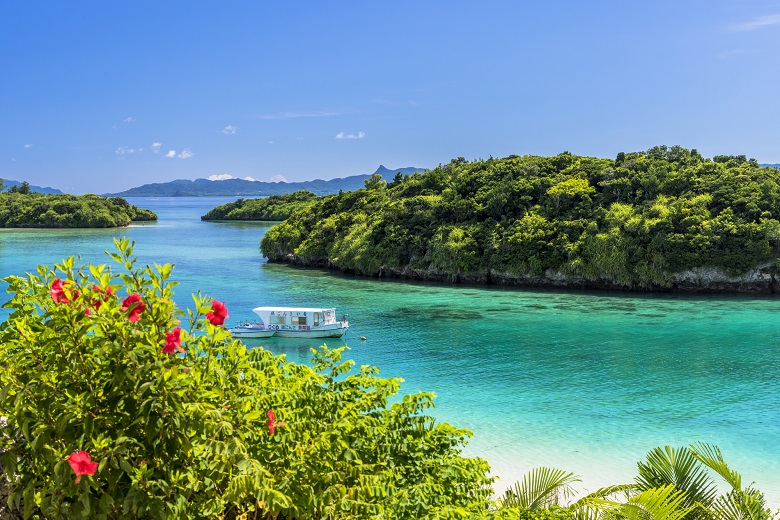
(267, 254, 780, 294)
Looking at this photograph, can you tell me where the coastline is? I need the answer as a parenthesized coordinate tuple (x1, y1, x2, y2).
(265, 255, 780, 295)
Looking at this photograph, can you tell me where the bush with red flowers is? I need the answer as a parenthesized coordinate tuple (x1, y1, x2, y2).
(0, 239, 494, 519)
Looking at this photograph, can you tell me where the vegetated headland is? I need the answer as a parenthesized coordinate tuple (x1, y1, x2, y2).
(0, 183, 156, 227)
(201, 191, 318, 222)
(259, 146, 780, 293)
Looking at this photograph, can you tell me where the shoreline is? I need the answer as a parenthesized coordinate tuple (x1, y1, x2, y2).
(265, 256, 780, 295)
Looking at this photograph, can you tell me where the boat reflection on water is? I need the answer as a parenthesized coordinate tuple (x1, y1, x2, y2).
(237, 334, 351, 364)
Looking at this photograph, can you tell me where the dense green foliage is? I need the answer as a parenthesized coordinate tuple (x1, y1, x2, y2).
(0, 241, 495, 518)
(0, 193, 156, 228)
(201, 191, 318, 221)
(261, 146, 780, 289)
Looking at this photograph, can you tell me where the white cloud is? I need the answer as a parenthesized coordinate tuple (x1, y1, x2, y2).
(270, 174, 287, 183)
(23, 144, 32, 149)
(221, 125, 238, 135)
(256, 111, 340, 120)
(731, 13, 780, 31)
(123, 116, 135, 123)
(335, 131, 365, 140)
(165, 149, 193, 159)
(207, 174, 257, 182)
(116, 146, 142, 156)
(151, 142, 162, 154)
(268, 140, 275, 145)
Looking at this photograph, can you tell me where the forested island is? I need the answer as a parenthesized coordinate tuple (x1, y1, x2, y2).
(261, 146, 780, 293)
(201, 191, 317, 221)
(0, 185, 156, 228)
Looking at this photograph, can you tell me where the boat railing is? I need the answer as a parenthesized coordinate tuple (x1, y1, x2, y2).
(234, 320, 266, 329)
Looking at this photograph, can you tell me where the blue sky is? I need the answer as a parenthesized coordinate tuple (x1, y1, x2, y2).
(2, 1, 780, 194)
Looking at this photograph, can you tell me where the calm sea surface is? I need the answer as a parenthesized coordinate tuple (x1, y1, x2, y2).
(1, 197, 779, 504)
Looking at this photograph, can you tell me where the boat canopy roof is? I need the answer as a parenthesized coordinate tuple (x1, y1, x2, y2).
(252, 306, 336, 314)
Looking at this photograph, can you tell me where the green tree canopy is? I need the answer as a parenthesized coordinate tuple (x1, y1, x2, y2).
(261, 146, 780, 290)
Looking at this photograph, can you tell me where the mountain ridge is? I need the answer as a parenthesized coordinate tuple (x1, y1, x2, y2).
(0, 179, 63, 195)
(107, 166, 426, 197)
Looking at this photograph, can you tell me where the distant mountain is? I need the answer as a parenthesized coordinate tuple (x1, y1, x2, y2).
(1, 179, 63, 195)
(107, 166, 426, 197)
(762, 163, 780, 169)
(374, 165, 424, 177)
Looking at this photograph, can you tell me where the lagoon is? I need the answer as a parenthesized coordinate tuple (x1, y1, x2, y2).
(1, 196, 779, 504)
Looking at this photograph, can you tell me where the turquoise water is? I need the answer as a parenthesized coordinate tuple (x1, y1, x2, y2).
(1, 197, 779, 504)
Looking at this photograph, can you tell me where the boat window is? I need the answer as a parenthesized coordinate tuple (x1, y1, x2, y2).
(292, 316, 307, 325)
(270, 314, 286, 325)
(314, 312, 320, 326)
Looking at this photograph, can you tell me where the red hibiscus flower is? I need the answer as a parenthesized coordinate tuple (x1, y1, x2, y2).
(50, 278, 79, 304)
(267, 410, 286, 437)
(90, 285, 115, 312)
(121, 293, 146, 322)
(163, 327, 182, 354)
(206, 300, 228, 325)
(68, 450, 98, 484)
(50, 279, 68, 303)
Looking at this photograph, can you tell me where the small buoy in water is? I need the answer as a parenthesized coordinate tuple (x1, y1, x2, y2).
(360, 336, 367, 341)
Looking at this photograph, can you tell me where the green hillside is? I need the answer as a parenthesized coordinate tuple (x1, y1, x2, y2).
(201, 191, 317, 221)
(0, 191, 157, 228)
(261, 146, 780, 291)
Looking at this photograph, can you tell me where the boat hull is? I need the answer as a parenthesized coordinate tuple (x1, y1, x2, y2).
(229, 325, 348, 339)
(229, 327, 276, 338)
(271, 326, 348, 339)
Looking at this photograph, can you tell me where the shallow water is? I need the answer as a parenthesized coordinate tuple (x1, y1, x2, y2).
(1, 197, 778, 504)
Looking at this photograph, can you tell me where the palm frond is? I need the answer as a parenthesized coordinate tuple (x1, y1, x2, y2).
(636, 446, 718, 510)
(594, 484, 694, 520)
(498, 467, 580, 510)
(572, 483, 639, 520)
(578, 483, 640, 502)
(710, 488, 772, 520)
(572, 503, 603, 520)
(688, 443, 742, 491)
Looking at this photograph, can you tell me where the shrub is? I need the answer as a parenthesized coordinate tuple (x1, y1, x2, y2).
(0, 239, 494, 519)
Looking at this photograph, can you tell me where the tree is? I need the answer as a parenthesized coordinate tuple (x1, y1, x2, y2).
(8, 181, 31, 194)
(545, 178, 596, 214)
(363, 173, 386, 190)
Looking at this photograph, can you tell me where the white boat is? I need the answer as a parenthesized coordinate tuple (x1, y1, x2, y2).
(229, 321, 276, 338)
(248, 307, 349, 338)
